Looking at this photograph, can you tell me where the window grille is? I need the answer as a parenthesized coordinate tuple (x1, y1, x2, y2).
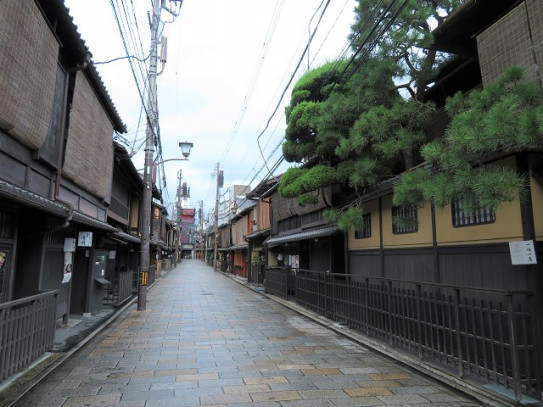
(0, 211, 14, 239)
(301, 211, 322, 226)
(392, 206, 418, 234)
(452, 199, 495, 227)
(355, 213, 371, 239)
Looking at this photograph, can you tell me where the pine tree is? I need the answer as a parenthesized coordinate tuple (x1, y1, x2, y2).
(280, 0, 463, 228)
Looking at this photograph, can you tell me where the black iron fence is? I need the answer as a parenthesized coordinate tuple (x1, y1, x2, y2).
(104, 270, 135, 307)
(0, 290, 58, 381)
(265, 267, 541, 402)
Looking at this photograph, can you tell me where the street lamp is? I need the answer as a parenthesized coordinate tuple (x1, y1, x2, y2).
(179, 141, 193, 159)
(138, 141, 193, 311)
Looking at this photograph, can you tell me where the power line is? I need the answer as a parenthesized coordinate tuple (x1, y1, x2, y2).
(255, 0, 332, 176)
(219, 0, 286, 163)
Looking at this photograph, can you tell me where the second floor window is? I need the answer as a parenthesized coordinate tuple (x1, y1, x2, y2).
(355, 213, 371, 239)
(392, 205, 418, 234)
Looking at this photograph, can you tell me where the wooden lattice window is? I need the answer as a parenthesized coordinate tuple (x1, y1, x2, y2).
(452, 199, 495, 227)
(355, 213, 371, 239)
(0, 211, 15, 240)
(392, 206, 418, 234)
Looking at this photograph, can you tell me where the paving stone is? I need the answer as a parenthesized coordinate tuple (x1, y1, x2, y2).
(376, 394, 430, 404)
(243, 376, 289, 385)
(301, 368, 343, 376)
(281, 399, 336, 407)
(298, 389, 349, 399)
(391, 385, 439, 395)
(269, 382, 319, 391)
(345, 387, 392, 397)
(331, 396, 385, 406)
(200, 393, 252, 405)
(12, 261, 478, 407)
(63, 393, 122, 406)
(367, 372, 411, 381)
(250, 390, 303, 402)
(197, 378, 245, 387)
(145, 398, 200, 407)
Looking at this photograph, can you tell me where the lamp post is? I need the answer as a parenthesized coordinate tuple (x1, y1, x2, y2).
(138, 141, 193, 311)
(137, 0, 185, 312)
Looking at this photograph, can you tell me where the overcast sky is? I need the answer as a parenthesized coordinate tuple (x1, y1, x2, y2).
(65, 0, 356, 220)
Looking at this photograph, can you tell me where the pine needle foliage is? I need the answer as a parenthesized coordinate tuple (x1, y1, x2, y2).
(394, 67, 543, 210)
(279, 1, 461, 229)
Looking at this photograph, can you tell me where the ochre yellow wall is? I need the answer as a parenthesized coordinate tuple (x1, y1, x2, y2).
(381, 194, 433, 247)
(347, 156, 535, 249)
(436, 156, 524, 245)
(348, 199, 380, 250)
(435, 200, 523, 245)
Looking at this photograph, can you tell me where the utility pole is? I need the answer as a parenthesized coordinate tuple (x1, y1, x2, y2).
(138, 0, 182, 311)
(138, 0, 161, 312)
(213, 162, 221, 271)
(199, 200, 204, 260)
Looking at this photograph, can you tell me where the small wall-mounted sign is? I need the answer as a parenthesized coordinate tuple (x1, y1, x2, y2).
(509, 240, 537, 265)
(64, 238, 76, 252)
(78, 231, 93, 247)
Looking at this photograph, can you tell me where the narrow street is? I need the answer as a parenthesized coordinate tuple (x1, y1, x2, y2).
(16, 260, 480, 407)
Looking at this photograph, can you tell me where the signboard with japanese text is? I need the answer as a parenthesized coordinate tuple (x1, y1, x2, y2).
(509, 240, 537, 265)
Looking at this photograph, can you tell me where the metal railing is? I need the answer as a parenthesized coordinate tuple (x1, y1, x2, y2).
(104, 270, 136, 307)
(265, 267, 541, 401)
(0, 290, 58, 381)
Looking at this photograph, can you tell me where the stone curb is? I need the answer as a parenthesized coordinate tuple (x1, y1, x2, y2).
(220, 270, 521, 407)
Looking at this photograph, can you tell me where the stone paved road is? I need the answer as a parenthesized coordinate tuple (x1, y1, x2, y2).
(15, 260, 480, 406)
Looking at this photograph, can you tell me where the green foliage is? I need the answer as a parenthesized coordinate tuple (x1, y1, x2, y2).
(395, 67, 542, 210)
(278, 1, 538, 232)
(297, 193, 319, 207)
(351, 0, 463, 94)
(279, 165, 339, 198)
(324, 206, 367, 232)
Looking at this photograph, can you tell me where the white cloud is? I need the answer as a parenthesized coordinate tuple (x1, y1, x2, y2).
(65, 0, 356, 215)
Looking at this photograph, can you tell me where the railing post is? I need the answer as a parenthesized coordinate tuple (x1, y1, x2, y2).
(506, 294, 522, 402)
(28, 298, 38, 363)
(388, 281, 393, 345)
(365, 278, 370, 336)
(0, 307, 5, 380)
(324, 272, 329, 317)
(454, 288, 464, 378)
(416, 284, 423, 359)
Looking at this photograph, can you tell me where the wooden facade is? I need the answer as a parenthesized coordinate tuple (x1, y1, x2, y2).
(0, 0, 132, 382)
(266, 186, 345, 275)
(231, 211, 249, 278)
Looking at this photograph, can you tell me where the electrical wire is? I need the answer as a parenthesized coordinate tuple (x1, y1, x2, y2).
(219, 0, 286, 163)
(256, 0, 332, 176)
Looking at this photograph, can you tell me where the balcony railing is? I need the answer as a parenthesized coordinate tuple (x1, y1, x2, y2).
(0, 290, 58, 381)
(265, 267, 541, 402)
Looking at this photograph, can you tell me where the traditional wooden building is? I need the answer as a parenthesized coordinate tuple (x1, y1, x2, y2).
(0, 0, 126, 381)
(229, 201, 255, 279)
(245, 178, 276, 284)
(217, 222, 231, 272)
(265, 185, 344, 275)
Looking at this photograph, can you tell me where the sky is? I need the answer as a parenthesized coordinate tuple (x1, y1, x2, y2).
(65, 0, 357, 221)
